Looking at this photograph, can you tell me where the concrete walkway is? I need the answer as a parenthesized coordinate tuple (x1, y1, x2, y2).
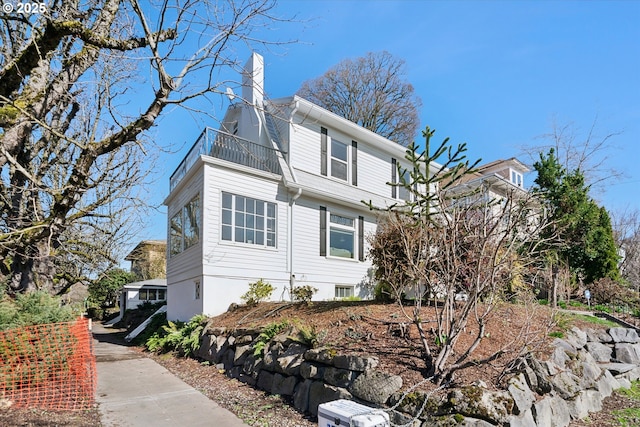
(93, 322, 249, 427)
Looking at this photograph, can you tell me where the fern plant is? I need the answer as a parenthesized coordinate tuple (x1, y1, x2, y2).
(145, 314, 208, 357)
(252, 321, 289, 357)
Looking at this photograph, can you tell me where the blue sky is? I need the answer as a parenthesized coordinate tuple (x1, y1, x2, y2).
(138, 0, 640, 249)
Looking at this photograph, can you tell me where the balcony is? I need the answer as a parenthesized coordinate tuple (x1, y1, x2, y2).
(170, 127, 285, 190)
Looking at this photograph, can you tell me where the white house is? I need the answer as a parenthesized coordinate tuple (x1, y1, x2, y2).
(120, 278, 167, 311)
(164, 53, 440, 321)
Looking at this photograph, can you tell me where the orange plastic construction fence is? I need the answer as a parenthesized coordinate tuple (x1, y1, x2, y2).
(0, 316, 97, 410)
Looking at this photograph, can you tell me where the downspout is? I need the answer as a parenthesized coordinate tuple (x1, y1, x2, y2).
(288, 187, 302, 299)
(286, 99, 301, 299)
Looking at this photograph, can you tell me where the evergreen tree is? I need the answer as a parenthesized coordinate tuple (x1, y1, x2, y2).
(88, 268, 135, 309)
(533, 149, 619, 284)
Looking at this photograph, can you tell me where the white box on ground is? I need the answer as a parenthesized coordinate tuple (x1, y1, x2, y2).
(318, 399, 390, 427)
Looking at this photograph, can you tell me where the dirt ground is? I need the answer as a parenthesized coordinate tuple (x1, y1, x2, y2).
(0, 301, 638, 426)
(211, 300, 603, 391)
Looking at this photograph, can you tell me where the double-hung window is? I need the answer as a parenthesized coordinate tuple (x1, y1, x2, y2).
(329, 213, 355, 258)
(170, 194, 200, 256)
(510, 170, 523, 188)
(320, 206, 365, 261)
(321, 127, 358, 185)
(330, 139, 348, 181)
(391, 158, 414, 202)
(221, 192, 277, 247)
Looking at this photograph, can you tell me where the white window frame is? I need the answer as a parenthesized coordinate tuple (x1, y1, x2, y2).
(328, 212, 356, 259)
(510, 169, 523, 188)
(183, 195, 201, 250)
(397, 168, 413, 202)
(138, 288, 166, 301)
(221, 192, 277, 248)
(329, 137, 349, 181)
(169, 193, 201, 257)
(169, 211, 183, 256)
(335, 285, 354, 299)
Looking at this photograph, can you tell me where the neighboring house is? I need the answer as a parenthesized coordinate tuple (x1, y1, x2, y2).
(165, 53, 439, 321)
(119, 278, 167, 313)
(108, 241, 168, 325)
(443, 157, 532, 225)
(449, 158, 530, 200)
(124, 240, 167, 280)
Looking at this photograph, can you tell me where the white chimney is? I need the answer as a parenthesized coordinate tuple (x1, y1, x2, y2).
(242, 52, 264, 105)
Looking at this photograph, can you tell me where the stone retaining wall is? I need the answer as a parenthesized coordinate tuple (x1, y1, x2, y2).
(194, 323, 640, 426)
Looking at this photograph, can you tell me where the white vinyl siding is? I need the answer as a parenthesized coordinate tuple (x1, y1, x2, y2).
(166, 165, 204, 283)
(293, 199, 374, 287)
(200, 162, 288, 281)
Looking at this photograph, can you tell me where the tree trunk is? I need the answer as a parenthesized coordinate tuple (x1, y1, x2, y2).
(9, 240, 56, 294)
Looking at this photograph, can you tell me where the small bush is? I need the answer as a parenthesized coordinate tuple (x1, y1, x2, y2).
(241, 279, 274, 305)
(594, 304, 612, 313)
(0, 291, 79, 331)
(252, 321, 289, 357)
(145, 314, 208, 357)
(590, 277, 637, 307)
(291, 285, 318, 304)
(373, 281, 396, 302)
(132, 311, 167, 346)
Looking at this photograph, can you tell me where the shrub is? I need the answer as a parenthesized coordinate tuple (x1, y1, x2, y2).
(89, 268, 135, 308)
(373, 281, 397, 302)
(590, 277, 636, 307)
(293, 323, 326, 348)
(145, 314, 208, 357)
(240, 279, 274, 305)
(0, 291, 79, 331)
(340, 295, 362, 302)
(132, 311, 167, 346)
(291, 285, 318, 304)
(252, 321, 289, 357)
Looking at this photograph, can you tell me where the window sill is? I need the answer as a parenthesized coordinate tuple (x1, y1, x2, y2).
(325, 255, 360, 263)
(219, 240, 279, 251)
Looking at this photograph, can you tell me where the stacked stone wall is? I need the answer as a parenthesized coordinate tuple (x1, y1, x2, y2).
(195, 324, 640, 426)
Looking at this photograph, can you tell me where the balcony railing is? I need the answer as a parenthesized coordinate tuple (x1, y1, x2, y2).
(170, 127, 285, 191)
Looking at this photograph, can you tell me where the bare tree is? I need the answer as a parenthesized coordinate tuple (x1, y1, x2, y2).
(367, 127, 550, 382)
(612, 208, 640, 293)
(520, 116, 624, 194)
(0, 0, 293, 294)
(297, 51, 422, 146)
